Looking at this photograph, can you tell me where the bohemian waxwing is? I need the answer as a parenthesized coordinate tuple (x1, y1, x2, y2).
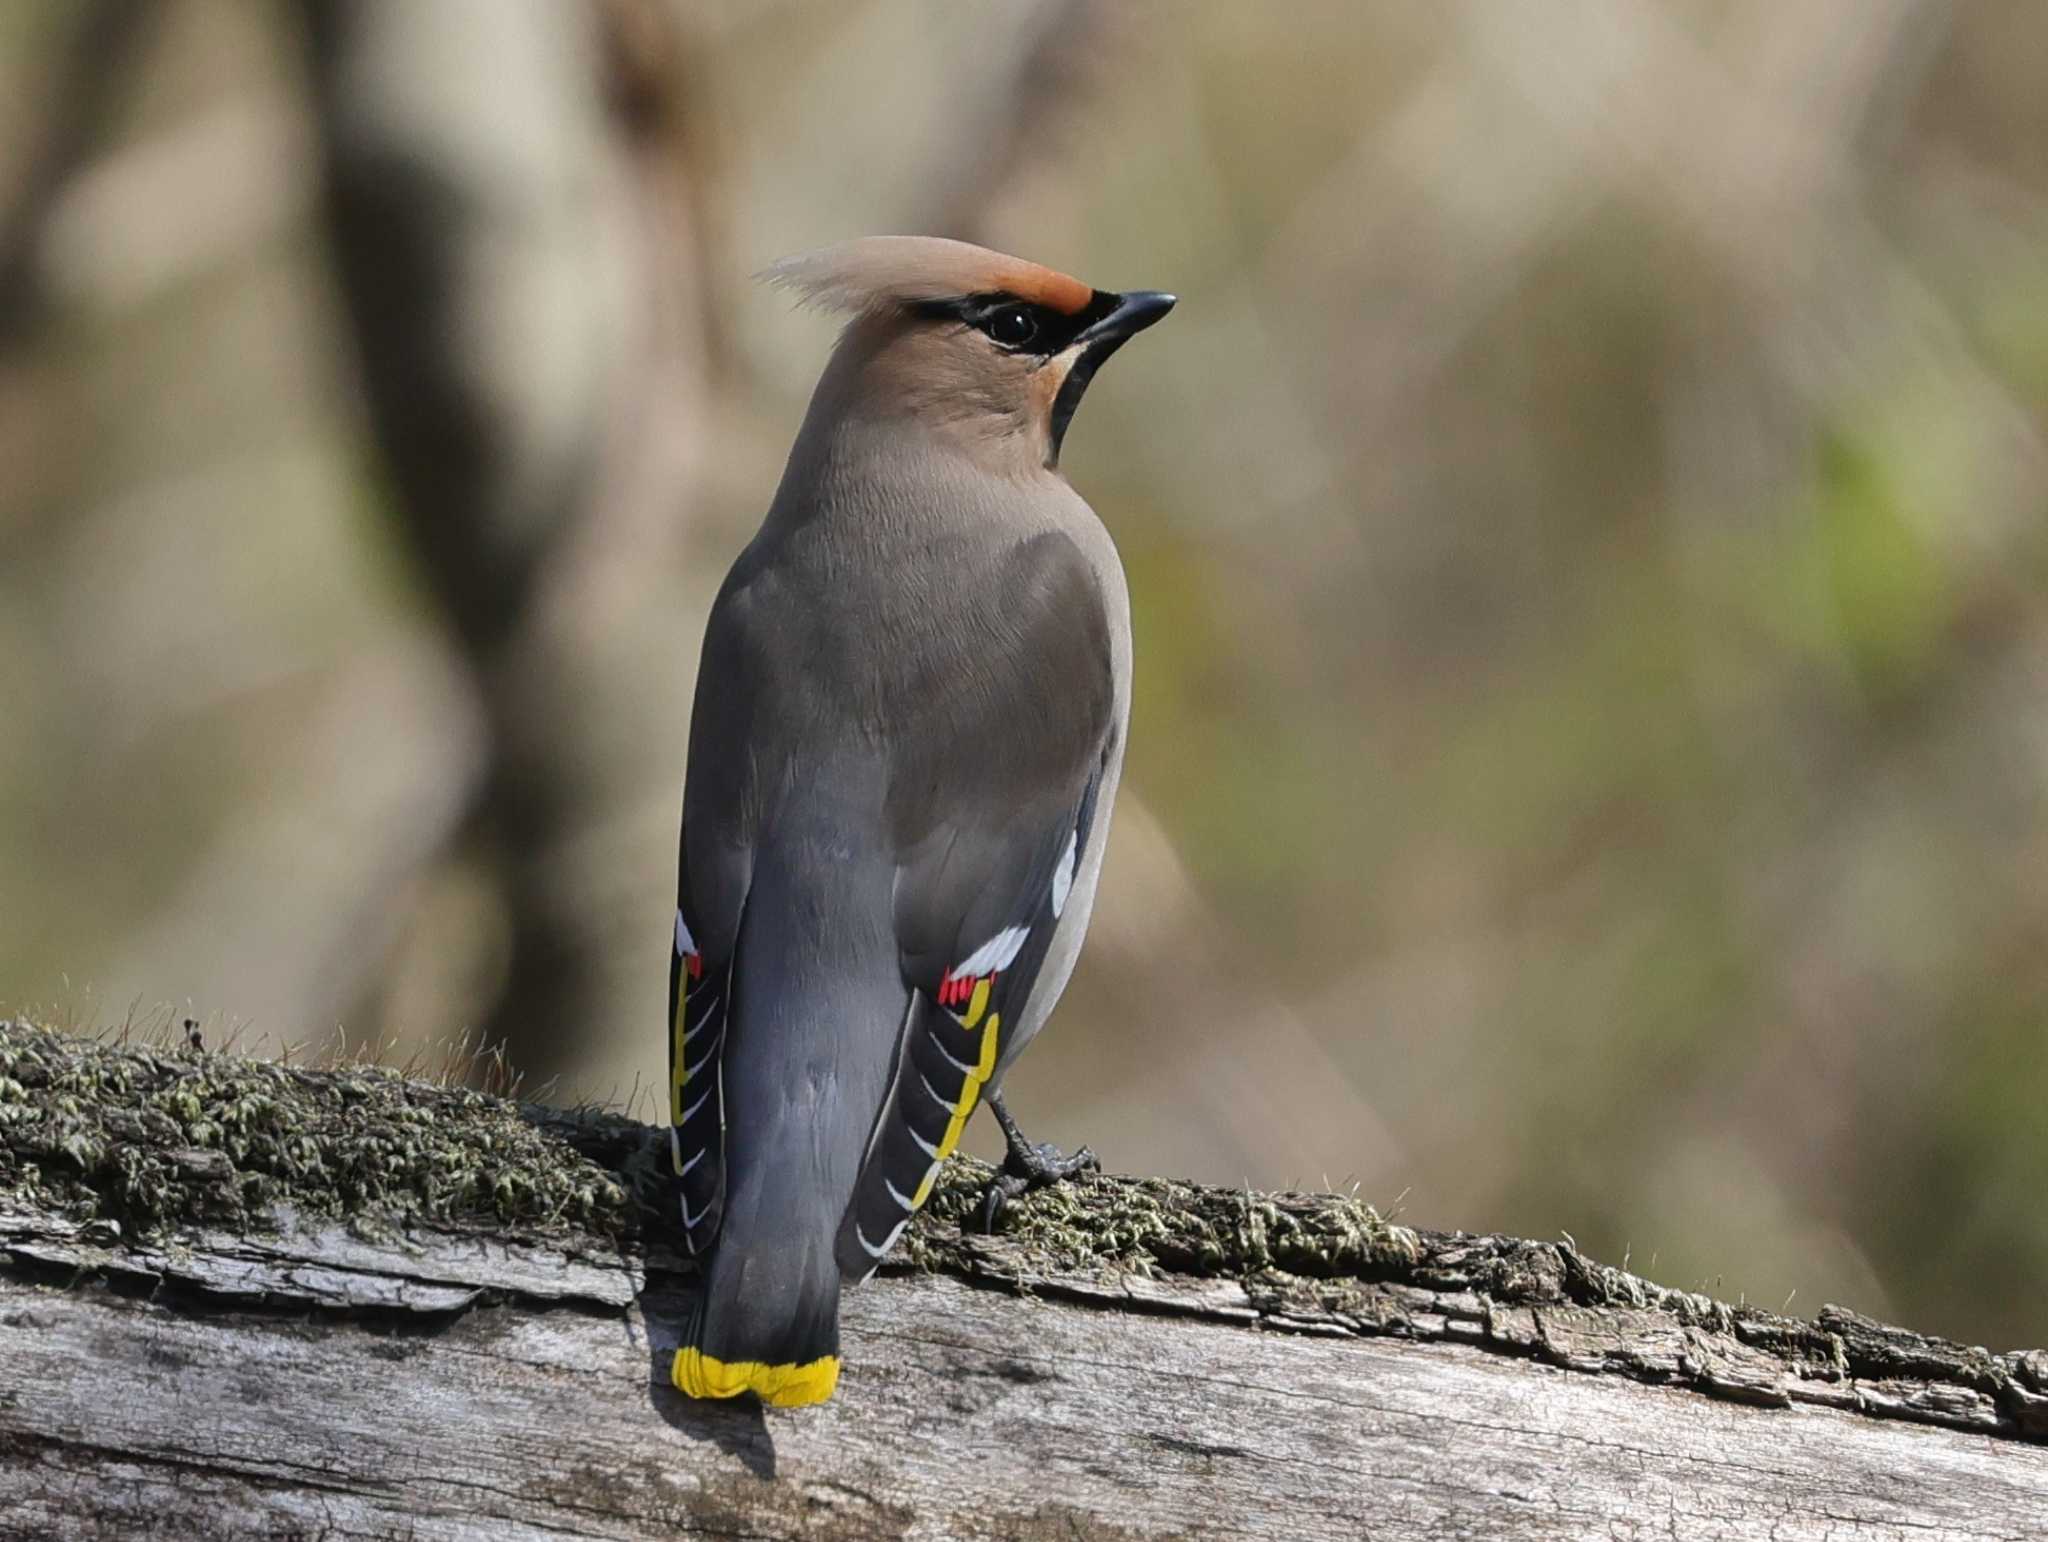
(667, 236, 1174, 1406)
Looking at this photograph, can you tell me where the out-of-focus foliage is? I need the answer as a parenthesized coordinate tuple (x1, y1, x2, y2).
(3, 0, 2045, 1348)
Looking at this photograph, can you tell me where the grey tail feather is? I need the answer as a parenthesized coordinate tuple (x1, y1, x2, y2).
(673, 837, 907, 1405)
(680, 1223, 842, 1394)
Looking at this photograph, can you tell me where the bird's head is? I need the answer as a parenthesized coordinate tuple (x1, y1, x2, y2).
(765, 236, 1175, 471)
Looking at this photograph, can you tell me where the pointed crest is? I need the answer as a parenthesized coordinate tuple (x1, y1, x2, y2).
(762, 236, 1094, 319)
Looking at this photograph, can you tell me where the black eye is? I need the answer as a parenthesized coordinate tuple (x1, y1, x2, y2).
(985, 306, 1039, 348)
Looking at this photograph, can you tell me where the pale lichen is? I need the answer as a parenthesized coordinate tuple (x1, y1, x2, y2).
(904, 1158, 1420, 1288)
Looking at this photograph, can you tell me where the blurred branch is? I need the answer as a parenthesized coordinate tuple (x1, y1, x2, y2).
(110, 644, 488, 1047)
(37, 95, 313, 322)
(299, 0, 627, 659)
(915, 0, 1119, 241)
(299, 0, 702, 1082)
(0, 0, 153, 351)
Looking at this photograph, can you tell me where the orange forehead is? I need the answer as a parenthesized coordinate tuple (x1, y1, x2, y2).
(763, 237, 1100, 318)
(979, 258, 1093, 317)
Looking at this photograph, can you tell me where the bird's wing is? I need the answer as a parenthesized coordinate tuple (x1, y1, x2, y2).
(666, 838, 732, 1257)
(836, 531, 1118, 1278)
(666, 568, 772, 1259)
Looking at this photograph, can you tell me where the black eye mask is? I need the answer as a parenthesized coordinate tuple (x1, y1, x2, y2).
(913, 290, 1119, 358)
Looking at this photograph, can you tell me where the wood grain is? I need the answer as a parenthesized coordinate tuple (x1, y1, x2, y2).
(2, 1204, 2045, 1541)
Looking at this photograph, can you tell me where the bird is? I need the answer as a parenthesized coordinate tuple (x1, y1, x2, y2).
(665, 236, 1174, 1408)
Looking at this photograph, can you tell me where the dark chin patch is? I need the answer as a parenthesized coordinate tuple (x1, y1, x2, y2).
(1047, 333, 1128, 466)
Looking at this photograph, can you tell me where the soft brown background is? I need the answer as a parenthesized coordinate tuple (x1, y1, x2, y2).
(4, 1, 2045, 1349)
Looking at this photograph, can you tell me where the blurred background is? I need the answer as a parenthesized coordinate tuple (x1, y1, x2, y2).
(3, 0, 2046, 1349)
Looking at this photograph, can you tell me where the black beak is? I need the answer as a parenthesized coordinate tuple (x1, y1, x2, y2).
(1080, 290, 1177, 351)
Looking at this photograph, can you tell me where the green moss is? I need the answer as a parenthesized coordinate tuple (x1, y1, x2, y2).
(5, 1018, 2029, 1420)
(0, 1016, 1603, 1312)
(1, 1016, 1434, 1289)
(0, 1021, 1800, 1335)
(0, 1016, 1438, 1299)
(0, 1018, 630, 1242)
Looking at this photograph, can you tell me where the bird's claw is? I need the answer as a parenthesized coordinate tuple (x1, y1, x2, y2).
(975, 1170, 1030, 1233)
(1016, 1140, 1099, 1183)
(975, 1141, 1100, 1233)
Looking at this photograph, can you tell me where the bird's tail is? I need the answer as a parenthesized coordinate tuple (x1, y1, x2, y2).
(674, 1242, 842, 1407)
(671, 841, 904, 1409)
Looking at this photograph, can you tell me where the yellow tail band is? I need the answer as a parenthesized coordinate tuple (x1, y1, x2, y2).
(672, 1347, 840, 1408)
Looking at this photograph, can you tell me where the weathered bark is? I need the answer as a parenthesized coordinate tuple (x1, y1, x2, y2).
(1, 1019, 2044, 1540)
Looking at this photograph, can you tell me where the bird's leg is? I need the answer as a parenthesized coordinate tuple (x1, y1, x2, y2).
(975, 1091, 1100, 1232)
(990, 1093, 1098, 1182)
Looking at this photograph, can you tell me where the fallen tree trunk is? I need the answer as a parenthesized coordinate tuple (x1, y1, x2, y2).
(0, 1019, 2043, 1540)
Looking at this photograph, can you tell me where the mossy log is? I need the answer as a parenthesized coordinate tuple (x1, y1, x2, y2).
(1, 1020, 2045, 1540)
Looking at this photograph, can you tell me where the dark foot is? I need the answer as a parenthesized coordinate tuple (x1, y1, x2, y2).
(975, 1092, 1100, 1232)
